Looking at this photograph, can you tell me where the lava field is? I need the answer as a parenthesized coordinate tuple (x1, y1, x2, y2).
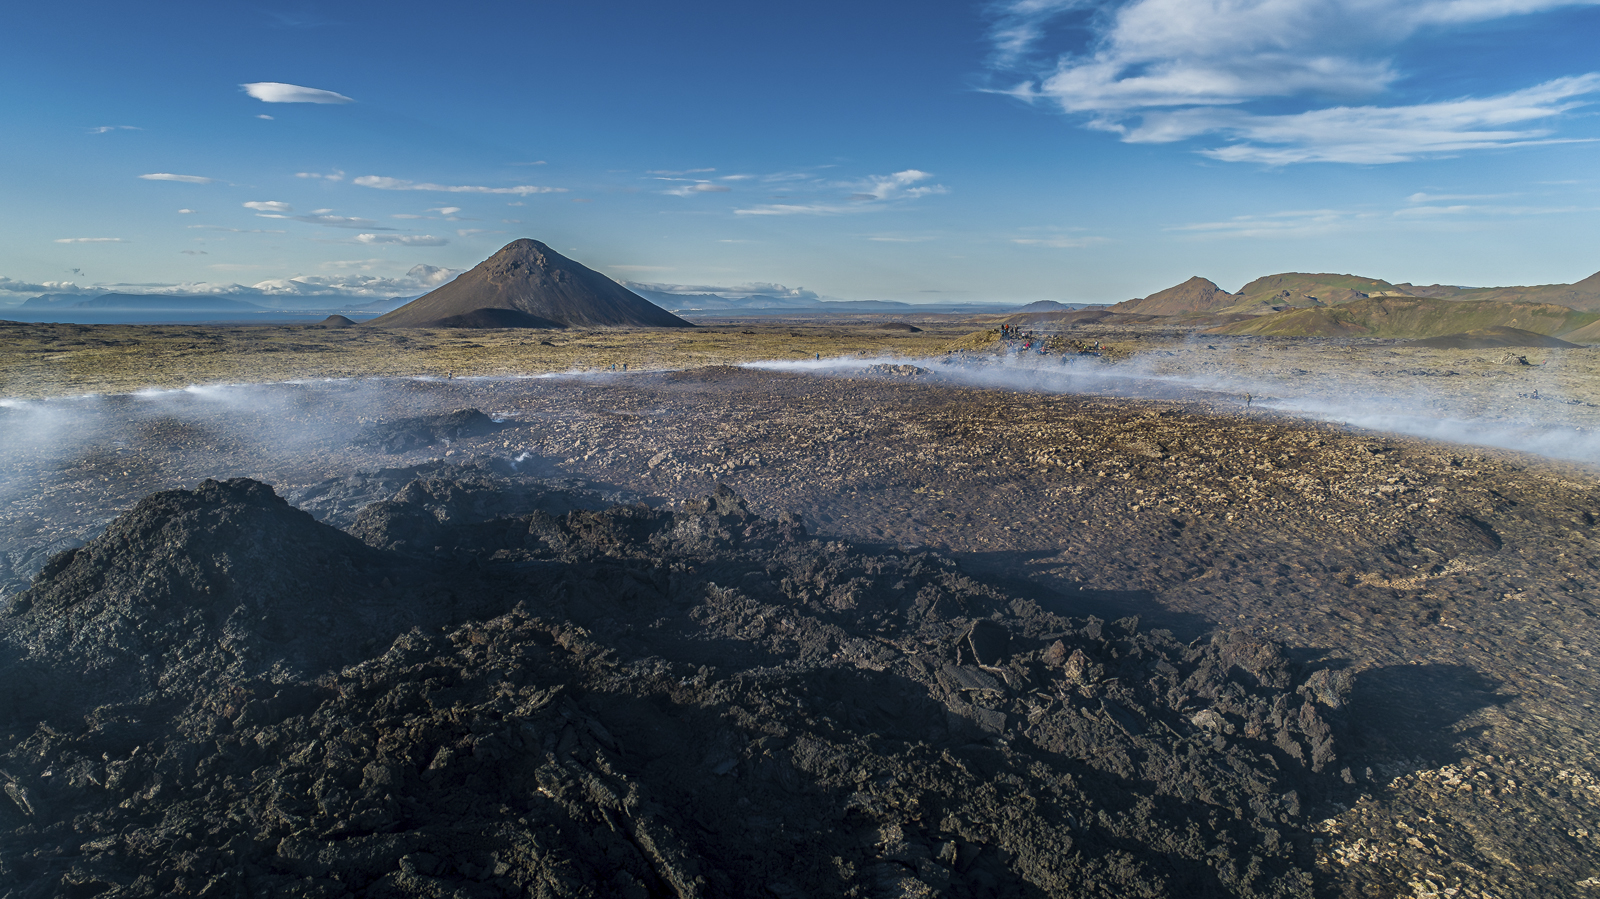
(1, 364, 1598, 898)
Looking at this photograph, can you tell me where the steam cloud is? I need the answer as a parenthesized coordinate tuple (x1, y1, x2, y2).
(743, 351, 1600, 465)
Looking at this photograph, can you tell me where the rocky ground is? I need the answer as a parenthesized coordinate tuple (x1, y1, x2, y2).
(1, 325, 1598, 897)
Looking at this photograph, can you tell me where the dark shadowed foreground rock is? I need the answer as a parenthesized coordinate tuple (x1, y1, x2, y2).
(0, 477, 1355, 898)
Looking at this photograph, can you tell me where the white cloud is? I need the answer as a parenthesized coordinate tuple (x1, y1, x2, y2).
(0, 278, 97, 295)
(735, 169, 946, 215)
(296, 170, 345, 181)
(987, 0, 1600, 163)
(428, 206, 462, 215)
(1392, 202, 1589, 216)
(177, 208, 197, 214)
(1011, 235, 1108, 247)
(248, 263, 462, 296)
(663, 182, 733, 196)
(54, 237, 127, 243)
(849, 169, 947, 201)
(356, 233, 449, 246)
(244, 200, 293, 213)
(89, 125, 141, 134)
(241, 82, 354, 104)
(1169, 208, 1376, 239)
(354, 175, 563, 195)
(261, 213, 389, 229)
(1406, 191, 1518, 202)
(140, 173, 216, 184)
(625, 280, 824, 301)
(1127, 75, 1600, 164)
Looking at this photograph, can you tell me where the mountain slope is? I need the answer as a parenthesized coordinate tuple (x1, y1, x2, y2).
(371, 239, 693, 329)
(1209, 296, 1600, 338)
(1111, 276, 1237, 315)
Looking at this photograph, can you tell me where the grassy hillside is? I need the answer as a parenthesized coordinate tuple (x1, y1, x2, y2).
(1225, 272, 1397, 313)
(1208, 296, 1600, 339)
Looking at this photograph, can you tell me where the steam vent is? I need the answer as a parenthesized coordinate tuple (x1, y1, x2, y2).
(370, 238, 694, 329)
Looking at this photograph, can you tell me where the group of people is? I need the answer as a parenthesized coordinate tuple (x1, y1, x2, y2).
(997, 324, 1102, 357)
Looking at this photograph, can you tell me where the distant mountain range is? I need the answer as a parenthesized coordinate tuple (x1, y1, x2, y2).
(11, 293, 416, 317)
(627, 288, 1091, 316)
(1116, 270, 1600, 318)
(1108, 269, 1600, 340)
(1211, 296, 1600, 341)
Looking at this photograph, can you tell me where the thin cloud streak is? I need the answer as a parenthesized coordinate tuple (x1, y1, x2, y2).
(241, 82, 354, 104)
(353, 175, 564, 196)
(985, 0, 1600, 163)
(140, 173, 216, 184)
(355, 233, 448, 246)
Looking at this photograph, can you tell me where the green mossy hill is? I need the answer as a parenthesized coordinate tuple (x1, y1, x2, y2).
(1209, 296, 1600, 338)
(1407, 327, 1581, 349)
(1226, 272, 1398, 313)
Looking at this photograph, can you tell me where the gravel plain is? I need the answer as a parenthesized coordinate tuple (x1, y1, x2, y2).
(1, 319, 1598, 897)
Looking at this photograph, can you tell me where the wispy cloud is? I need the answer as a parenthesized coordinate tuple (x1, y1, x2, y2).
(356, 233, 448, 246)
(626, 280, 825, 301)
(177, 208, 197, 214)
(1392, 202, 1590, 217)
(735, 169, 946, 215)
(1011, 235, 1108, 248)
(1127, 76, 1600, 164)
(0, 277, 98, 294)
(662, 181, 732, 197)
(1170, 208, 1372, 239)
(54, 237, 127, 244)
(985, 0, 1600, 164)
(354, 175, 564, 195)
(260, 213, 390, 229)
(243, 200, 292, 213)
(647, 168, 716, 176)
(241, 82, 354, 104)
(89, 125, 141, 134)
(140, 173, 216, 184)
(1406, 191, 1519, 202)
(296, 170, 345, 181)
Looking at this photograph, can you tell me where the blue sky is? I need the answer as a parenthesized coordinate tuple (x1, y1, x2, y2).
(4, 0, 1599, 304)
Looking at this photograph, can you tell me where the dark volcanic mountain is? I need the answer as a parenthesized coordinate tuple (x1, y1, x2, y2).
(370, 239, 693, 329)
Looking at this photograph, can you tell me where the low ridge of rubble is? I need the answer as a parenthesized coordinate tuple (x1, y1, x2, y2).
(1, 475, 1356, 898)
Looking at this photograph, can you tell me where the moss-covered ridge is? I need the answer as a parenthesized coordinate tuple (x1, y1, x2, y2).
(1209, 296, 1600, 339)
